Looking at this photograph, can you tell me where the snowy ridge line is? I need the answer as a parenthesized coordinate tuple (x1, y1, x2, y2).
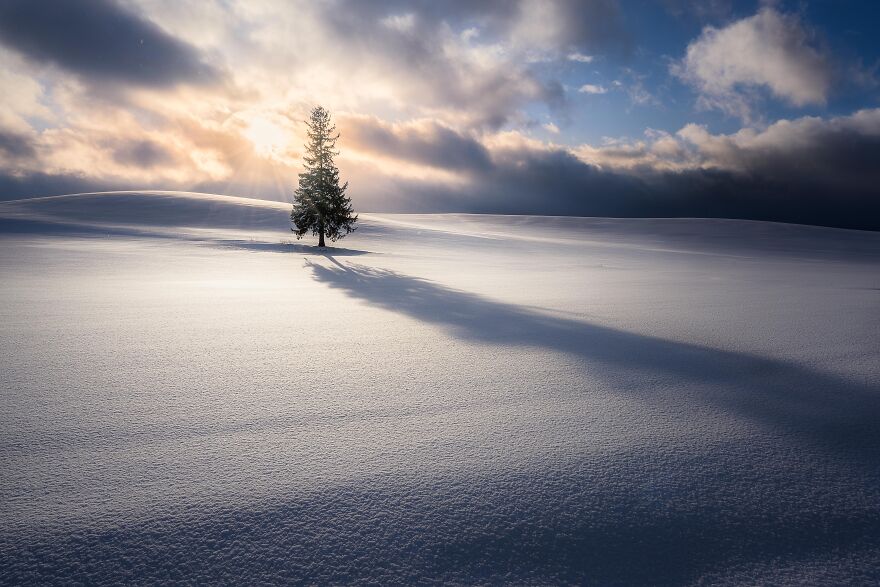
(364, 213, 756, 259)
(3, 190, 878, 234)
(0, 190, 291, 209)
(1, 191, 878, 264)
(363, 211, 880, 235)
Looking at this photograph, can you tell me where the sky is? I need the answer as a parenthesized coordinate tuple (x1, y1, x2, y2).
(0, 0, 878, 229)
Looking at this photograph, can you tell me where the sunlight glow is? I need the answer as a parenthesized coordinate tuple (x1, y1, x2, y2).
(244, 116, 288, 158)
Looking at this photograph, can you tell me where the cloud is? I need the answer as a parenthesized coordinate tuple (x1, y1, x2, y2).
(0, 171, 111, 201)
(520, 0, 628, 52)
(661, 0, 732, 22)
(3, 108, 879, 230)
(327, 0, 629, 56)
(0, 97, 263, 197)
(339, 115, 493, 173)
(110, 139, 176, 169)
(575, 108, 880, 185)
(0, 0, 221, 88)
(294, 0, 629, 127)
(567, 52, 594, 63)
(674, 7, 832, 119)
(341, 110, 880, 230)
(579, 84, 608, 95)
(0, 52, 53, 131)
(0, 129, 37, 160)
(612, 70, 658, 107)
(676, 109, 880, 191)
(0, 0, 628, 192)
(294, 5, 543, 128)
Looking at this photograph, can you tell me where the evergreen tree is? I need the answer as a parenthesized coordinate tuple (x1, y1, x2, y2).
(291, 106, 357, 247)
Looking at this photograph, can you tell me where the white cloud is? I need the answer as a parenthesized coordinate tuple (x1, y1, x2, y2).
(572, 108, 880, 179)
(676, 108, 880, 174)
(567, 52, 594, 63)
(543, 122, 560, 134)
(381, 13, 416, 33)
(0, 51, 53, 131)
(579, 84, 607, 94)
(674, 7, 832, 119)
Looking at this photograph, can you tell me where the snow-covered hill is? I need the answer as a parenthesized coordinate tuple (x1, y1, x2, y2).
(1, 191, 879, 584)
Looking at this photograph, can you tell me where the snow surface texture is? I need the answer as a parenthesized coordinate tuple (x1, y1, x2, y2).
(1, 191, 879, 585)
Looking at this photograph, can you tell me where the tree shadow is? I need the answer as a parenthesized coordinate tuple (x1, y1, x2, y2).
(306, 259, 880, 464)
(0, 217, 372, 256)
(210, 239, 371, 256)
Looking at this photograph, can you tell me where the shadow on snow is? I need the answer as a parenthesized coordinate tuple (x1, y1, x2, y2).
(306, 258, 880, 465)
(3, 255, 879, 586)
(0, 217, 372, 256)
(212, 239, 370, 256)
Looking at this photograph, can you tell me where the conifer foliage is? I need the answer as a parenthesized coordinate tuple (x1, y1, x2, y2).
(291, 106, 357, 247)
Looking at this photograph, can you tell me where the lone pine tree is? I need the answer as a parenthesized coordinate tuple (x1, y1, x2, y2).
(291, 106, 357, 247)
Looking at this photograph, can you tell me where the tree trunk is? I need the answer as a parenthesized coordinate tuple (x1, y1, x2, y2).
(318, 228, 325, 247)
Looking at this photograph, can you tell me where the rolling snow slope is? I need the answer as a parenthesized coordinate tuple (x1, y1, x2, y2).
(1, 191, 879, 585)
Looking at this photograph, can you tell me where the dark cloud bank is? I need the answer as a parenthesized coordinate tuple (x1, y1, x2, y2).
(0, 130, 37, 160)
(375, 153, 880, 232)
(344, 115, 880, 232)
(0, 0, 219, 87)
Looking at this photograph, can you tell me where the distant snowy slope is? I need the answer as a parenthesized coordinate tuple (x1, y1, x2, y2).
(0, 191, 291, 230)
(2, 191, 878, 262)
